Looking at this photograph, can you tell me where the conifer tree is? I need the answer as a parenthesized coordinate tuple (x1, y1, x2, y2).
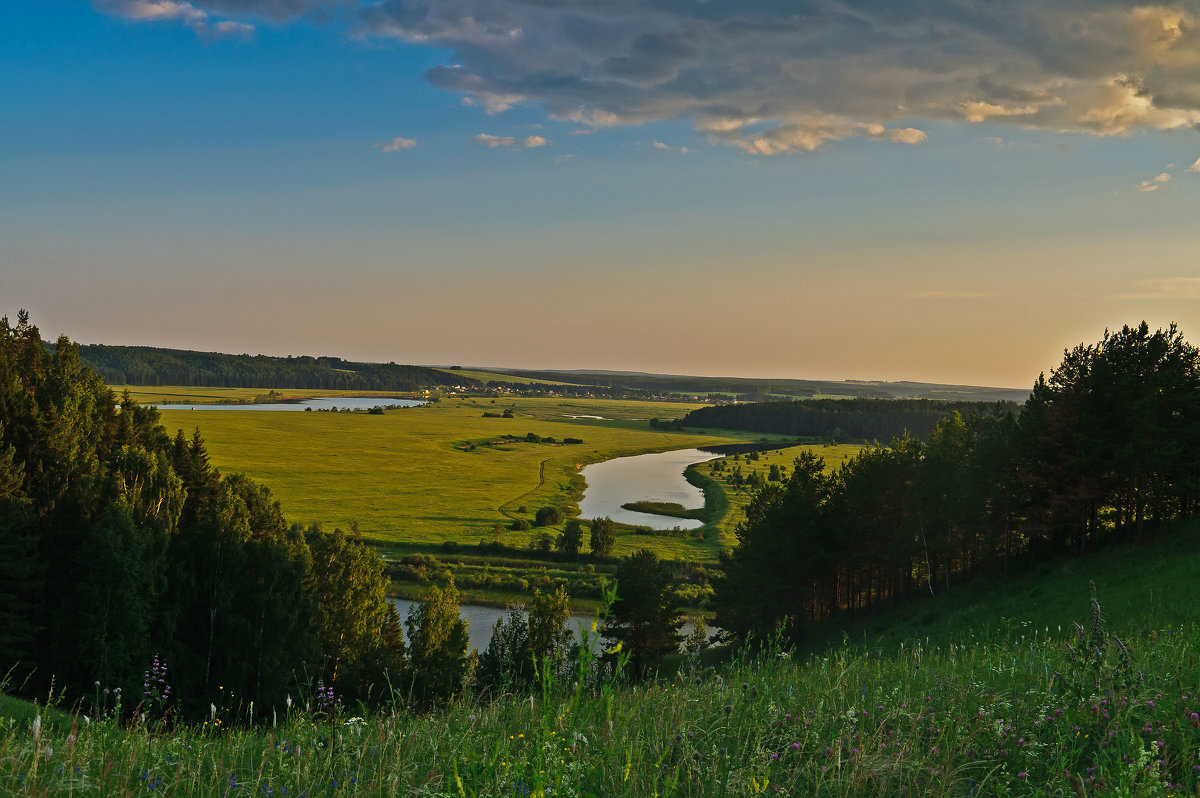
(604, 549, 682, 678)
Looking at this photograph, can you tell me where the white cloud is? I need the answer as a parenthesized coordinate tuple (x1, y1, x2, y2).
(373, 136, 419, 153)
(95, 0, 253, 37)
(959, 102, 1039, 123)
(652, 140, 691, 153)
(474, 133, 548, 149)
(101, 0, 1200, 154)
(212, 19, 253, 38)
(1187, 158, 1200, 173)
(1135, 172, 1172, 191)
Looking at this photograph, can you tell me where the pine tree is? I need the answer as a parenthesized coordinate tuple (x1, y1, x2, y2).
(0, 430, 38, 670)
(603, 549, 682, 678)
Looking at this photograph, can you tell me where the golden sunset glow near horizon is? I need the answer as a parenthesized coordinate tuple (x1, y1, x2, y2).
(4, 2, 1200, 390)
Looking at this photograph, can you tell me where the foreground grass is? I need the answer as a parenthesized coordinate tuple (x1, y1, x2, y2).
(3, 623, 1196, 796)
(5, 530, 1199, 796)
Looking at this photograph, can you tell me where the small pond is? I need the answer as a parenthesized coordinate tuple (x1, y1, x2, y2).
(577, 448, 718, 530)
(155, 397, 427, 412)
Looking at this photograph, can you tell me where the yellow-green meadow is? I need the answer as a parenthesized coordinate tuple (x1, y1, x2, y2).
(157, 394, 756, 560)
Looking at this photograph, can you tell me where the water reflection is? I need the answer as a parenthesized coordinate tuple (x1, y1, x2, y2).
(156, 397, 426, 412)
(577, 448, 718, 529)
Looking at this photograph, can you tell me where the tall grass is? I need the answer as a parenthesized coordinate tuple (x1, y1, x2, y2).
(4, 588, 1197, 796)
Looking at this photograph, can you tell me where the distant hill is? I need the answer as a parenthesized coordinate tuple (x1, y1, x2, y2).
(470, 367, 1030, 403)
(72, 343, 475, 392)
(68, 340, 1029, 402)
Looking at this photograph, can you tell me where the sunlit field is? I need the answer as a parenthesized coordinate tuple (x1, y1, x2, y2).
(157, 395, 766, 559)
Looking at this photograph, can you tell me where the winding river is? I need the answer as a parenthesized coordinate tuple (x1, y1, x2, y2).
(576, 448, 718, 529)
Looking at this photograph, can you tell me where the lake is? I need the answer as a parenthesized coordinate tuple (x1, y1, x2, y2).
(576, 448, 719, 529)
(155, 397, 427, 412)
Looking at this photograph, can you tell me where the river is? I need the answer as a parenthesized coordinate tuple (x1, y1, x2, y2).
(390, 598, 709, 653)
(576, 448, 718, 529)
(155, 397, 426, 411)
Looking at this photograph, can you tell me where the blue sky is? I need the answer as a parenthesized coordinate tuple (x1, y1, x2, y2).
(3, 1, 1199, 387)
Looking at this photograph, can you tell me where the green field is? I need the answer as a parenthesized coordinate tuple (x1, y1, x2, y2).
(158, 395, 769, 561)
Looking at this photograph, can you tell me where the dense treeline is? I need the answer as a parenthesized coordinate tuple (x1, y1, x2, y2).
(683, 397, 1016, 442)
(0, 312, 476, 719)
(498, 370, 1029, 402)
(501, 370, 891, 399)
(73, 343, 472, 392)
(715, 322, 1200, 646)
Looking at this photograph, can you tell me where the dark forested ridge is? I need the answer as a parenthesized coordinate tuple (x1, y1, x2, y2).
(714, 322, 1200, 647)
(72, 343, 475, 391)
(682, 398, 1018, 442)
(490, 369, 1029, 402)
(1, 312, 475, 719)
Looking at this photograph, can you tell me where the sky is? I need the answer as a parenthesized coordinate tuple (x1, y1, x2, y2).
(3, 1, 1199, 389)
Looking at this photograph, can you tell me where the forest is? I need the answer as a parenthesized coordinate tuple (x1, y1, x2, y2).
(714, 322, 1200, 646)
(0, 312, 471, 716)
(491, 369, 1028, 403)
(681, 397, 1019, 443)
(73, 343, 471, 392)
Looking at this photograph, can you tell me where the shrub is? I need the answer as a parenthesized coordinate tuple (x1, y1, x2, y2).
(535, 506, 564, 527)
